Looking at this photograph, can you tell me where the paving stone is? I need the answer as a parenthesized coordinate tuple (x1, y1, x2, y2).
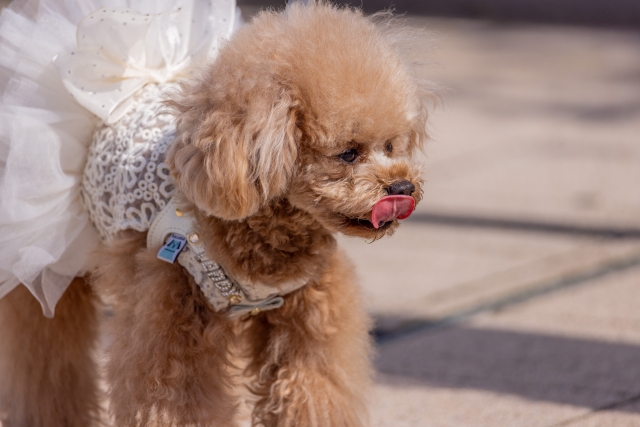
(377, 323, 640, 410)
(471, 265, 640, 345)
(373, 332, 640, 426)
(370, 263, 640, 426)
(560, 398, 640, 427)
(339, 224, 640, 332)
(412, 18, 640, 228)
(371, 375, 589, 427)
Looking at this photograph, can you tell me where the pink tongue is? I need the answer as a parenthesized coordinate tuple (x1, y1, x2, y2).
(370, 195, 415, 229)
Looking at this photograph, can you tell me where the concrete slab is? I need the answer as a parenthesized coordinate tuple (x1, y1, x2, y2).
(376, 324, 640, 410)
(472, 265, 640, 345)
(371, 375, 588, 427)
(412, 18, 640, 228)
(560, 398, 640, 427)
(339, 224, 640, 333)
(369, 265, 640, 426)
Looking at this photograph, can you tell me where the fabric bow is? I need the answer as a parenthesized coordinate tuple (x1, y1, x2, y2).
(54, 2, 236, 124)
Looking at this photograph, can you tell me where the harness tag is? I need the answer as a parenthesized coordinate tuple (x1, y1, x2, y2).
(157, 233, 187, 263)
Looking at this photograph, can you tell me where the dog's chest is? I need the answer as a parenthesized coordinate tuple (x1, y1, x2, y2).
(81, 83, 176, 241)
(80, 83, 311, 314)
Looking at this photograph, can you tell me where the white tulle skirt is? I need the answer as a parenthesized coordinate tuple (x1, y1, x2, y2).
(0, 0, 239, 317)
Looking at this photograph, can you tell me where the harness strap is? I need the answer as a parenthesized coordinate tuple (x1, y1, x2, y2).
(147, 198, 284, 317)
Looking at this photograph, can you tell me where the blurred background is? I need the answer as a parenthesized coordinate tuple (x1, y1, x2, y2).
(236, 1, 640, 426)
(243, 0, 640, 27)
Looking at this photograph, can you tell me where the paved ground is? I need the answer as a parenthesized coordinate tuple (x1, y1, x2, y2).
(331, 15, 640, 427)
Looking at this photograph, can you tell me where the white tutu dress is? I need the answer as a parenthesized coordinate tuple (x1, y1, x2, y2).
(0, 0, 240, 317)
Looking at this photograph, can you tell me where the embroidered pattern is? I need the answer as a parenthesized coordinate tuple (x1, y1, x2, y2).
(81, 83, 176, 241)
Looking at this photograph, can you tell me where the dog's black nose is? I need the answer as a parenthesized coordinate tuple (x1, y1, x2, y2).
(386, 180, 415, 196)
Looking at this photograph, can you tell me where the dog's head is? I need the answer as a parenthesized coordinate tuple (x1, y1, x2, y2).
(168, 1, 431, 239)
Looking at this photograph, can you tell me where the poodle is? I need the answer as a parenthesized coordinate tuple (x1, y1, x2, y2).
(0, 2, 431, 426)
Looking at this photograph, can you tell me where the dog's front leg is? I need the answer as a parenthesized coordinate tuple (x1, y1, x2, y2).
(0, 278, 99, 427)
(248, 250, 373, 427)
(95, 232, 238, 427)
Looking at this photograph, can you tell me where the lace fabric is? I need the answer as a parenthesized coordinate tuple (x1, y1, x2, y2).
(0, 0, 240, 316)
(82, 83, 177, 241)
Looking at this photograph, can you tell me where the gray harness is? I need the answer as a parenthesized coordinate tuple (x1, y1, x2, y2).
(147, 197, 298, 317)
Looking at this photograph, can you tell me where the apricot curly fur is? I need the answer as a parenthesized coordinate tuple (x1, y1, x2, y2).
(0, 2, 432, 426)
(94, 232, 237, 427)
(246, 251, 373, 427)
(0, 278, 101, 427)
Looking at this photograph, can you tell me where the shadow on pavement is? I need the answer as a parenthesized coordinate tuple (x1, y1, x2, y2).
(406, 212, 640, 240)
(376, 325, 640, 412)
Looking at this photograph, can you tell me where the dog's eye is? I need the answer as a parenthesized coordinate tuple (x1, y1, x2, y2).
(385, 141, 393, 154)
(339, 148, 359, 163)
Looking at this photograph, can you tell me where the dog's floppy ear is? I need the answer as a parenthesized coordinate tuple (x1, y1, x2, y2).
(167, 76, 300, 220)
